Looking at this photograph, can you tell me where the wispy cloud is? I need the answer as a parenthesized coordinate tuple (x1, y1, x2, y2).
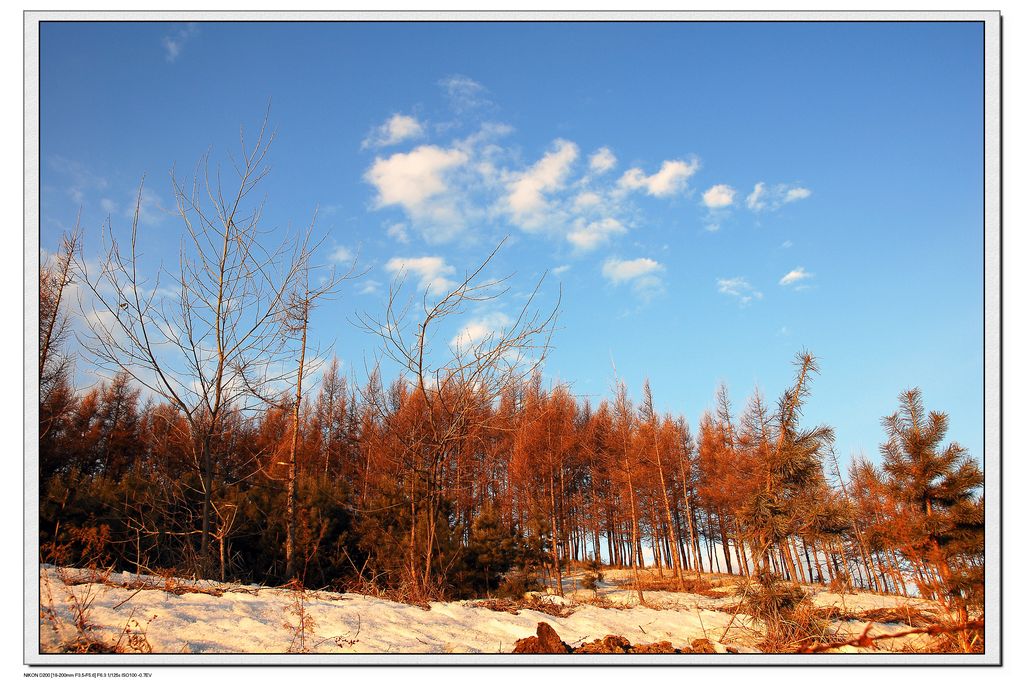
(602, 257, 665, 298)
(362, 114, 425, 149)
(385, 222, 410, 244)
(48, 156, 108, 204)
(439, 74, 492, 113)
(717, 277, 763, 306)
(358, 279, 382, 295)
(779, 266, 813, 286)
(127, 187, 171, 226)
(567, 217, 626, 252)
(329, 245, 355, 264)
(617, 157, 699, 198)
(551, 264, 571, 276)
(162, 24, 198, 63)
(746, 182, 812, 212)
(450, 312, 512, 350)
(384, 255, 456, 295)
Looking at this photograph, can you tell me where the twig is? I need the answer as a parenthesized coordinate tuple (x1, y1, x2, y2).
(799, 619, 984, 653)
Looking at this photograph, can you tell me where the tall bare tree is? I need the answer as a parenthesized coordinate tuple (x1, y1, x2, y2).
(77, 116, 311, 575)
(359, 239, 558, 597)
(279, 244, 355, 580)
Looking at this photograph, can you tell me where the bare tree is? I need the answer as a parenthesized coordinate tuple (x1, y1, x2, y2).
(358, 238, 559, 597)
(76, 115, 311, 576)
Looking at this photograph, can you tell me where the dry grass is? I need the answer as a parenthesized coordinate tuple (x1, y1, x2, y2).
(469, 596, 576, 618)
(41, 568, 155, 654)
(618, 572, 733, 599)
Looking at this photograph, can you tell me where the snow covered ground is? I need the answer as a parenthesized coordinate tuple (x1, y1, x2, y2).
(37, 565, 947, 656)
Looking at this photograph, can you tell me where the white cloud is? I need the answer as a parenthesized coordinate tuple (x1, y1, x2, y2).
(746, 182, 812, 212)
(602, 257, 664, 284)
(603, 257, 665, 298)
(552, 265, 571, 276)
(504, 139, 579, 230)
(785, 187, 812, 203)
(572, 191, 602, 212)
(363, 114, 425, 149)
(746, 182, 767, 211)
(329, 245, 354, 264)
(567, 217, 626, 251)
(450, 312, 513, 350)
(589, 147, 617, 174)
(702, 184, 736, 208)
(365, 145, 470, 239)
(779, 267, 813, 286)
(717, 277, 763, 306)
(384, 256, 456, 295)
(366, 145, 468, 209)
(617, 157, 699, 197)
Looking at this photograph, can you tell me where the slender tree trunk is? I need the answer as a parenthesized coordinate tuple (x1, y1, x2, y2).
(285, 302, 309, 580)
(549, 469, 564, 595)
(718, 510, 734, 575)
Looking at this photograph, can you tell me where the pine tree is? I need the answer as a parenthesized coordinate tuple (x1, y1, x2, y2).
(880, 389, 983, 619)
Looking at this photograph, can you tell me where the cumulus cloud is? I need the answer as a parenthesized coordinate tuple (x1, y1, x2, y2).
(567, 217, 626, 252)
(504, 139, 579, 230)
(702, 184, 736, 208)
(366, 145, 468, 209)
(746, 182, 812, 212)
(617, 157, 700, 197)
(384, 256, 456, 295)
(717, 277, 763, 306)
(589, 147, 617, 174)
(779, 267, 813, 286)
(363, 114, 425, 149)
(365, 145, 470, 239)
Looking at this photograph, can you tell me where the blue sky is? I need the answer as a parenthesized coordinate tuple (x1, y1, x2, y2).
(39, 21, 985, 468)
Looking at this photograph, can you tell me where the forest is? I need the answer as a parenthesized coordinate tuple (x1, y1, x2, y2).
(37, 132, 985, 653)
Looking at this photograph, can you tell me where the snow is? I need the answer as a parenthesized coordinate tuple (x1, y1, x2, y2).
(37, 565, 945, 656)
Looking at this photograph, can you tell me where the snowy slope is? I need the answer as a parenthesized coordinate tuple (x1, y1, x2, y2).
(37, 565, 945, 656)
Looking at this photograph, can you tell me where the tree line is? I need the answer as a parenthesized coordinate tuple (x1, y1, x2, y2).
(37, 129, 984, 622)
